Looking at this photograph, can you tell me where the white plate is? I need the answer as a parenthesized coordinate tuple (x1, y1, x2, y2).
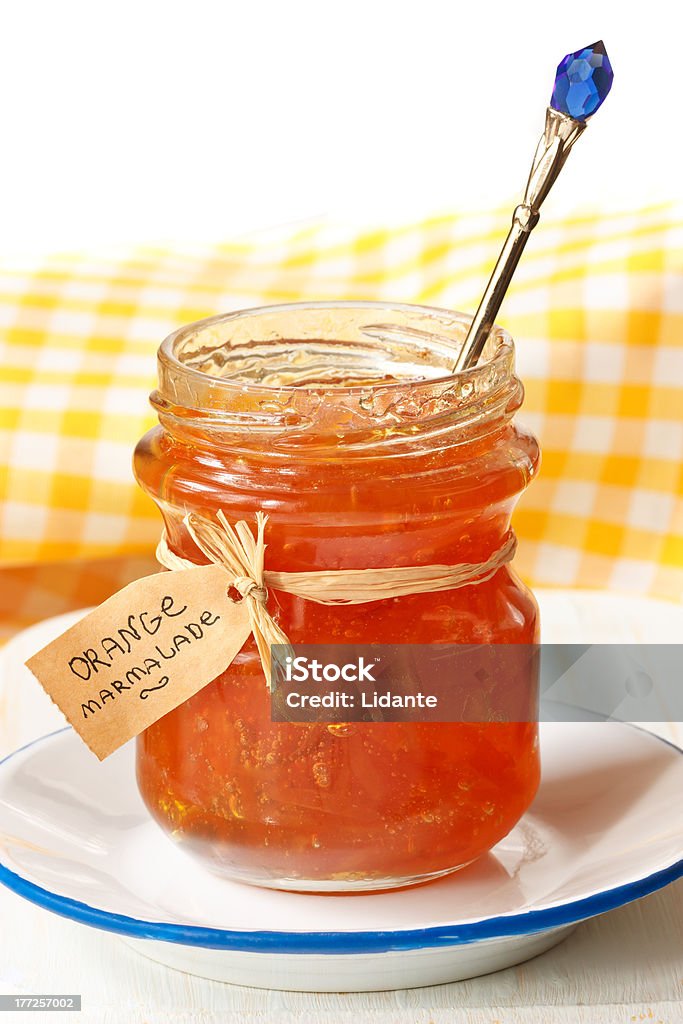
(0, 721, 681, 991)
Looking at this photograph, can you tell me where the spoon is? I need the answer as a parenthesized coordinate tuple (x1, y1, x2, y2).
(453, 41, 614, 373)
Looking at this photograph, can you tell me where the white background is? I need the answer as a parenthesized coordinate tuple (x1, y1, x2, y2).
(0, 0, 681, 253)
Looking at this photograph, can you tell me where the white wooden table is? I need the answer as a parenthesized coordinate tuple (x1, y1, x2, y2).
(1, 590, 682, 1024)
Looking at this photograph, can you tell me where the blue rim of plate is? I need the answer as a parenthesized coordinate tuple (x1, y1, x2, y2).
(0, 725, 682, 955)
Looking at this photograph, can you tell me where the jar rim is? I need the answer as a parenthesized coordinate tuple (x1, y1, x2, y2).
(153, 301, 520, 446)
(157, 300, 514, 396)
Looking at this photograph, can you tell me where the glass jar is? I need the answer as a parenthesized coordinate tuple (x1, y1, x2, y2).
(133, 301, 540, 892)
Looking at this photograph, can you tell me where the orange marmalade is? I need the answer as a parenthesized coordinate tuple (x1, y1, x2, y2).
(133, 302, 540, 892)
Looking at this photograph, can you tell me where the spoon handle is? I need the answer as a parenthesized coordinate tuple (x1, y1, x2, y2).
(453, 107, 586, 372)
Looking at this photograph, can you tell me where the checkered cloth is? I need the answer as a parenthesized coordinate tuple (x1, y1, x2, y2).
(1, 203, 682, 640)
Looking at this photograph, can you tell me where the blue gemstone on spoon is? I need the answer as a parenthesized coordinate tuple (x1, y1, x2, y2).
(550, 40, 614, 121)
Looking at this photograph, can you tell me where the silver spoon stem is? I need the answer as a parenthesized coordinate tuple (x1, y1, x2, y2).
(453, 107, 586, 372)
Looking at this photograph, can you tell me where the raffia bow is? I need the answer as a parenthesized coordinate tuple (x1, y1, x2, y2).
(156, 511, 517, 686)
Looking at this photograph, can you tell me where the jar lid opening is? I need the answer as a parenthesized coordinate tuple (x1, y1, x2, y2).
(154, 301, 519, 444)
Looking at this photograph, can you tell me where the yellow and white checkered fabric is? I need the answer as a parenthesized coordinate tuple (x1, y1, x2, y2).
(1, 202, 682, 638)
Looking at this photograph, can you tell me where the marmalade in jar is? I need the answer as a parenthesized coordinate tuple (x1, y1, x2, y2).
(134, 302, 540, 892)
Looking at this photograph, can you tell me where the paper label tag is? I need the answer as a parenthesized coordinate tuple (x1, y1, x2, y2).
(25, 566, 251, 760)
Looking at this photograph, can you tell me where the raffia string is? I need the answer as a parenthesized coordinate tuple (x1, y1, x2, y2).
(156, 511, 517, 684)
